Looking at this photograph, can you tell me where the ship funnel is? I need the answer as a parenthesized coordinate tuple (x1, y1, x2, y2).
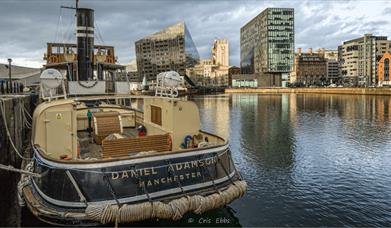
(76, 8, 94, 81)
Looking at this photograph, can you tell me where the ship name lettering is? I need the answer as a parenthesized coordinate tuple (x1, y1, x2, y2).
(111, 157, 217, 180)
(138, 171, 202, 187)
(111, 167, 158, 180)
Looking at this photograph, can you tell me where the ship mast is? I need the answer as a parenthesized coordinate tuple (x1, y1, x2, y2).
(61, 0, 94, 81)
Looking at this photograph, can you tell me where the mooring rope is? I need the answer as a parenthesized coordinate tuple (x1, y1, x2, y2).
(19, 101, 32, 129)
(0, 163, 40, 178)
(0, 99, 30, 160)
(85, 180, 247, 224)
(17, 160, 34, 207)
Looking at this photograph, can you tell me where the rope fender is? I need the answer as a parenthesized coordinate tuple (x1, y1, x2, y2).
(85, 180, 247, 224)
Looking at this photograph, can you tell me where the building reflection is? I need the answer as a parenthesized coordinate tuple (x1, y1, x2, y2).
(195, 95, 230, 139)
(375, 96, 391, 122)
(194, 93, 391, 226)
(229, 93, 391, 169)
(231, 94, 295, 169)
(196, 93, 391, 173)
(289, 94, 391, 150)
(288, 93, 298, 128)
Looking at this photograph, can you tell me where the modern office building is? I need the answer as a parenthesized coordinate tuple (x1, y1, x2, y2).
(338, 34, 391, 86)
(240, 8, 294, 86)
(290, 48, 327, 85)
(326, 60, 340, 84)
(135, 22, 200, 81)
(323, 49, 340, 84)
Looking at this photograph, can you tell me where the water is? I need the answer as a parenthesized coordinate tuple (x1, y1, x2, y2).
(6, 93, 391, 226)
(193, 93, 391, 226)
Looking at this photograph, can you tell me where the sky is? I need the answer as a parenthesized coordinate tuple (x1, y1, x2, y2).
(0, 0, 391, 68)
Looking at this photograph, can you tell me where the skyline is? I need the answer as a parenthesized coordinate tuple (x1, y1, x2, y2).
(1, 0, 391, 68)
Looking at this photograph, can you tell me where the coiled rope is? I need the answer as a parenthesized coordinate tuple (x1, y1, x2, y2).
(85, 180, 247, 224)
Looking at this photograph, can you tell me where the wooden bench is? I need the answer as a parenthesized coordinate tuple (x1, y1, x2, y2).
(102, 134, 171, 158)
(93, 111, 122, 145)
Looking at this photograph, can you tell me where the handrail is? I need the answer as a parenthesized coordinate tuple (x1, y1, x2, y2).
(32, 137, 229, 165)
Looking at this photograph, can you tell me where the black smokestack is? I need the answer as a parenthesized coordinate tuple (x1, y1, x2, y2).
(76, 8, 94, 81)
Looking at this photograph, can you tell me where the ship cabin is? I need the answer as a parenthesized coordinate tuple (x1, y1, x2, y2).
(43, 43, 129, 94)
(32, 96, 226, 162)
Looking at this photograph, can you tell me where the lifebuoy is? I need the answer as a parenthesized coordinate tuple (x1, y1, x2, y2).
(107, 56, 114, 64)
(48, 55, 58, 64)
(167, 134, 173, 150)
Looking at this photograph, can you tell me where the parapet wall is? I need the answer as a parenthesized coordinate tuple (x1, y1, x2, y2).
(225, 88, 391, 96)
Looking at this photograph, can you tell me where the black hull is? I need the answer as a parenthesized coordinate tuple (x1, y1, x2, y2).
(23, 144, 244, 226)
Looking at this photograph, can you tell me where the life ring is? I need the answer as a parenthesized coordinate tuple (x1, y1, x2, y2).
(107, 56, 114, 64)
(167, 134, 173, 150)
(48, 55, 58, 64)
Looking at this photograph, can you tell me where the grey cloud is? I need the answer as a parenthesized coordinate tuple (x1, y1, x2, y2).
(382, 7, 391, 14)
(0, 0, 390, 68)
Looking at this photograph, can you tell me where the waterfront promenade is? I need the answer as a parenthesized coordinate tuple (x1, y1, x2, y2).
(225, 87, 391, 96)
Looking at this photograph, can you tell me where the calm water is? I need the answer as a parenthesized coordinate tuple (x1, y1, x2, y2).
(193, 93, 391, 227)
(5, 93, 391, 226)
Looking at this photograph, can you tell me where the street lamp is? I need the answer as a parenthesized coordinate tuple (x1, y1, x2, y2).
(7, 58, 12, 93)
(4, 58, 12, 93)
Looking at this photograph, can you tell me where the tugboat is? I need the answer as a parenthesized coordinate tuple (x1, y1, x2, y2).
(18, 2, 246, 226)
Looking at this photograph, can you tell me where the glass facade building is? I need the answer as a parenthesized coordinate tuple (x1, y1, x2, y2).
(135, 22, 200, 81)
(240, 8, 294, 75)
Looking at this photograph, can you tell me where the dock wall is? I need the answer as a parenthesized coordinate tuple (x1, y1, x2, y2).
(225, 88, 391, 96)
(0, 95, 34, 226)
(0, 95, 33, 166)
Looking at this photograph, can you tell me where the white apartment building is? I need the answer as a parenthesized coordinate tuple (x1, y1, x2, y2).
(338, 34, 391, 86)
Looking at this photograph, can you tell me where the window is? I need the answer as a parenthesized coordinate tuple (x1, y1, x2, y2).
(385, 58, 390, 81)
(151, 105, 162, 125)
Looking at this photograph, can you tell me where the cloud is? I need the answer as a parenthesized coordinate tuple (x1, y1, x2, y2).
(0, 0, 390, 68)
(383, 7, 391, 15)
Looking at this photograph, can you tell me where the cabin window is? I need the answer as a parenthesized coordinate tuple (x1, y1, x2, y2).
(151, 105, 162, 125)
(384, 58, 390, 81)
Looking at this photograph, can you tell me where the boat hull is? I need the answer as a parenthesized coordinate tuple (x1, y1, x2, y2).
(23, 144, 245, 226)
